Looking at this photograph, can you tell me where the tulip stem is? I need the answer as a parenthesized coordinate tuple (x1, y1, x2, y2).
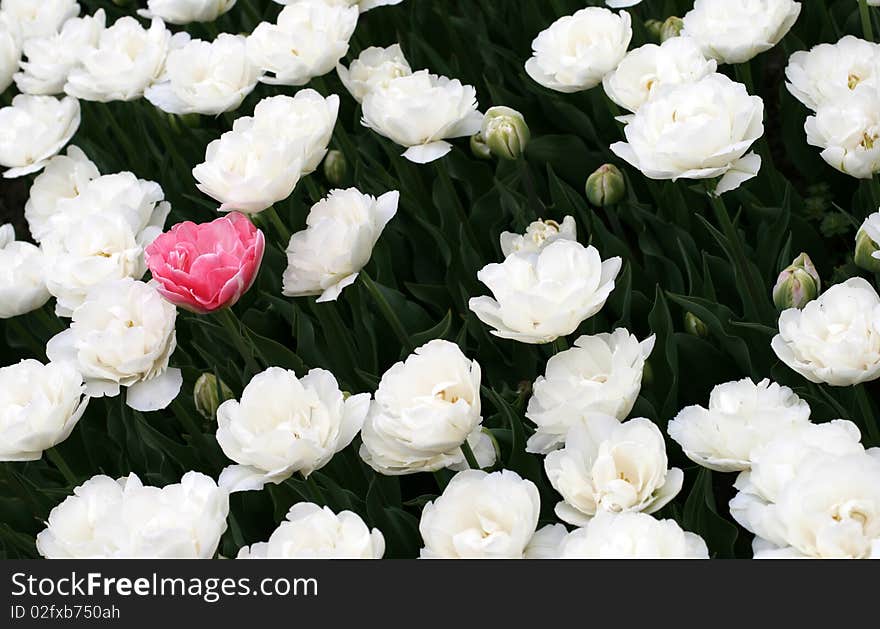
(214, 307, 260, 375)
(518, 156, 542, 217)
(459, 440, 481, 470)
(552, 336, 568, 354)
(854, 385, 880, 445)
(734, 63, 754, 94)
(46, 448, 77, 486)
(860, 0, 875, 42)
(301, 473, 327, 506)
(263, 205, 291, 245)
(436, 166, 481, 253)
(360, 270, 414, 352)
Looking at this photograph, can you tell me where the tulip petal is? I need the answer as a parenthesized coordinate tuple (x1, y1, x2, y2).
(402, 141, 452, 164)
(126, 368, 183, 412)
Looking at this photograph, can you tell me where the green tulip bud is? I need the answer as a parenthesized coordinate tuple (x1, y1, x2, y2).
(645, 19, 664, 40)
(585, 164, 626, 207)
(193, 373, 234, 420)
(684, 312, 709, 338)
(322, 150, 348, 186)
(481, 106, 530, 160)
(854, 221, 880, 273)
(470, 132, 492, 160)
(660, 17, 684, 42)
(773, 252, 821, 310)
(642, 360, 654, 386)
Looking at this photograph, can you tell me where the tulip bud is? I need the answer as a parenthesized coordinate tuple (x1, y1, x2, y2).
(481, 106, 530, 160)
(470, 132, 492, 160)
(855, 226, 880, 273)
(773, 253, 821, 310)
(322, 150, 348, 186)
(645, 19, 664, 40)
(585, 164, 626, 207)
(660, 17, 684, 42)
(684, 312, 709, 338)
(642, 360, 654, 386)
(193, 373, 234, 420)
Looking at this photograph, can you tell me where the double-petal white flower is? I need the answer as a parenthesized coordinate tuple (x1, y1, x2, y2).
(138, 0, 238, 25)
(0, 94, 79, 177)
(1, 0, 80, 41)
(0, 224, 50, 318)
(337, 43, 411, 103)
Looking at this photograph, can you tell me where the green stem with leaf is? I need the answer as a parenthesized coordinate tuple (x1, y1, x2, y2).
(860, 0, 875, 42)
(460, 439, 480, 470)
(360, 270, 413, 352)
(262, 205, 291, 244)
(45, 448, 77, 486)
(214, 307, 260, 375)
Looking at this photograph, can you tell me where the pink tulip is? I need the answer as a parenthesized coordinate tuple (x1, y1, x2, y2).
(145, 212, 265, 314)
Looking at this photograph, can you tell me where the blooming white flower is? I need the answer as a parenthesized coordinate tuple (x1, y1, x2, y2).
(804, 88, 880, 179)
(785, 36, 880, 112)
(0, 94, 79, 178)
(469, 239, 621, 345)
(419, 470, 540, 559)
(237, 503, 385, 559)
(611, 73, 764, 195)
(525, 7, 632, 93)
(360, 340, 495, 475)
(526, 329, 653, 454)
(681, 0, 802, 65)
(668, 378, 812, 472)
(499, 215, 577, 257)
(0, 12, 21, 93)
(545, 415, 682, 526)
(272, 0, 404, 12)
(64, 17, 176, 102)
(14, 10, 104, 95)
(45, 278, 181, 412)
(361, 70, 482, 163)
(0, 0, 79, 41)
(138, 0, 238, 25)
(145, 34, 261, 115)
(0, 224, 50, 318)
(217, 367, 369, 492)
(23, 146, 99, 242)
(36, 471, 229, 559)
(247, 2, 358, 86)
(337, 44, 411, 103)
(282, 188, 398, 302)
(772, 277, 880, 386)
(0, 359, 88, 461)
(602, 37, 717, 113)
(559, 511, 709, 559)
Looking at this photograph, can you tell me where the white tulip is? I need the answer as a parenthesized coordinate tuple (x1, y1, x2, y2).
(525, 7, 632, 93)
(0, 94, 80, 178)
(272, 0, 404, 13)
(419, 469, 540, 559)
(668, 378, 812, 472)
(804, 88, 880, 179)
(45, 278, 181, 412)
(36, 471, 229, 559)
(0, 0, 79, 41)
(139, 0, 237, 25)
(545, 416, 682, 526)
(0, 224, 50, 318)
(469, 239, 621, 345)
(64, 17, 176, 102)
(602, 37, 717, 113)
(145, 34, 261, 115)
(217, 367, 369, 492)
(337, 44, 411, 103)
(526, 329, 653, 454)
(785, 36, 880, 112)
(0, 12, 21, 93)
(237, 503, 385, 559)
(0, 359, 88, 461)
(246, 2, 358, 86)
(559, 511, 709, 559)
(360, 340, 495, 475)
(361, 70, 482, 163)
(283, 188, 398, 302)
(772, 278, 880, 386)
(499, 215, 577, 257)
(249, 91, 339, 175)
(23, 146, 99, 242)
(681, 0, 801, 65)
(14, 10, 104, 95)
(611, 73, 764, 195)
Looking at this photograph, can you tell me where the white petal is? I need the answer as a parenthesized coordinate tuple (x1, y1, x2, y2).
(402, 141, 452, 164)
(126, 368, 183, 411)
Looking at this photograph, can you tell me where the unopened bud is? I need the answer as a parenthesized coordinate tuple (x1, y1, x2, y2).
(684, 312, 709, 338)
(322, 150, 348, 186)
(855, 213, 880, 273)
(645, 19, 664, 40)
(481, 106, 530, 160)
(660, 17, 684, 42)
(773, 252, 820, 310)
(193, 373, 234, 420)
(585, 164, 626, 207)
(642, 360, 654, 387)
(470, 132, 492, 160)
